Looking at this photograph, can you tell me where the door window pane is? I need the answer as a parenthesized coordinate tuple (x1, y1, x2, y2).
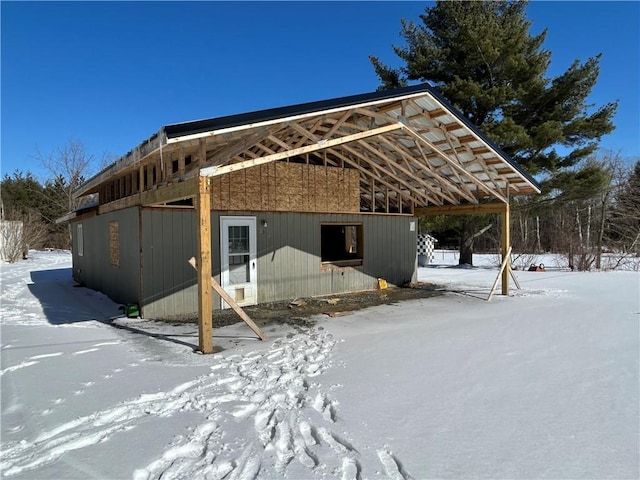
(228, 225, 249, 254)
(229, 253, 250, 284)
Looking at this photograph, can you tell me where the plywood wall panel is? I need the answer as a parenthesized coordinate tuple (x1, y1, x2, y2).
(208, 162, 359, 213)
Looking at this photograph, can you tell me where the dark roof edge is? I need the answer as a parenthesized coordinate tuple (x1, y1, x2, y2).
(163, 83, 434, 138)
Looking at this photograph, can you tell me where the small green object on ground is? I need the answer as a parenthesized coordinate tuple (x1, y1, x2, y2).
(125, 304, 139, 318)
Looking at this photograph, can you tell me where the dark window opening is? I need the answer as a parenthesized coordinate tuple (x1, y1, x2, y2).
(321, 224, 363, 267)
(185, 155, 192, 166)
(172, 159, 179, 174)
(166, 198, 193, 207)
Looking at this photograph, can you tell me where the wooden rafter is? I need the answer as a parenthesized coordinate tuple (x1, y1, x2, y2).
(437, 121, 534, 194)
(206, 122, 404, 178)
(203, 125, 282, 167)
(266, 135, 292, 152)
(322, 109, 354, 140)
(141, 177, 198, 206)
(330, 145, 432, 207)
(350, 139, 444, 206)
(346, 144, 440, 206)
(443, 121, 465, 132)
(400, 123, 508, 203)
(290, 121, 434, 207)
(77, 88, 541, 216)
(437, 128, 505, 195)
(432, 122, 506, 195)
(415, 202, 507, 216)
(253, 141, 277, 157)
(293, 117, 324, 148)
(389, 98, 537, 196)
(417, 157, 472, 204)
(352, 106, 481, 203)
(378, 135, 474, 205)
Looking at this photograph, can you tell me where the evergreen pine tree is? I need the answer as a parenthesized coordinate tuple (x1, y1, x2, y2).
(370, 1, 617, 264)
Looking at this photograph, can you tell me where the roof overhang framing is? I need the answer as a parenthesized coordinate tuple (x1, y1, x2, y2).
(74, 84, 540, 212)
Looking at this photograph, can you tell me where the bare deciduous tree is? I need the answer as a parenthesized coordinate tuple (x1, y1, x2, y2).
(34, 140, 100, 249)
(0, 219, 23, 263)
(35, 140, 95, 213)
(606, 158, 640, 269)
(0, 208, 48, 262)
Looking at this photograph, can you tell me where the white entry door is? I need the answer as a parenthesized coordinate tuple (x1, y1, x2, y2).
(220, 216, 257, 308)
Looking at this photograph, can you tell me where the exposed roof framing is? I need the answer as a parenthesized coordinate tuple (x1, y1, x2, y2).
(75, 84, 540, 211)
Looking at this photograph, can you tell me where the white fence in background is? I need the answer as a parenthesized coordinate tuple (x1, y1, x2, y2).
(0, 220, 24, 262)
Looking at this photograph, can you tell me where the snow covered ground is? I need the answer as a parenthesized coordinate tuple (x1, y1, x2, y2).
(1, 250, 638, 479)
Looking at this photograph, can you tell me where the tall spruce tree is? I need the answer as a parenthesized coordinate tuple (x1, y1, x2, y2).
(370, 0, 617, 264)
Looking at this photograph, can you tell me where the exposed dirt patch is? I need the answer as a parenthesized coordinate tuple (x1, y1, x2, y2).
(159, 282, 446, 329)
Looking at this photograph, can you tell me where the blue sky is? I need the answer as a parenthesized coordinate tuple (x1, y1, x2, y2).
(2, 1, 639, 181)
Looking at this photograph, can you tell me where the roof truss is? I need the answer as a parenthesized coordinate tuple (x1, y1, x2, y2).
(75, 86, 540, 213)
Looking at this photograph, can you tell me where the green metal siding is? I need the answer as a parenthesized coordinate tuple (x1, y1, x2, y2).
(140, 208, 200, 319)
(76, 207, 417, 319)
(254, 212, 417, 303)
(71, 207, 140, 307)
(148, 210, 417, 318)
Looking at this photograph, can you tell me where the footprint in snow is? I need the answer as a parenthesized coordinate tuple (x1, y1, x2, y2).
(254, 408, 276, 445)
(274, 422, 295, 470)
(293, 435, 317, 469)
(341, 457, 361, 480)
(228, 445, 261, 480)
(230, 403, 259, 420)
(5, 326, 351, 479)
(319, 428, 357, 455)
(299, 421, 319, 446)
(377, 447, 412, 480)
(312, 392, 338, 422)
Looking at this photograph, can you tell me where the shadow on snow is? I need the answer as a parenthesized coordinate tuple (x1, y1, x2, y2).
(27, 267, 204, 351)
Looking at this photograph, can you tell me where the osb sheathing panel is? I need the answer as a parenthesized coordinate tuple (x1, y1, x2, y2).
(210, 162, 359, 213)
(109, 221, 120, 267)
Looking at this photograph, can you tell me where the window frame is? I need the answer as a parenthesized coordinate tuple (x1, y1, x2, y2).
(320, 222, 364, 268)
(77, 223, 84, 257)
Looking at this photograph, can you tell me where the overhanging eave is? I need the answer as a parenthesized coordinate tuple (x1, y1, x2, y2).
(72, 84, 540, 214)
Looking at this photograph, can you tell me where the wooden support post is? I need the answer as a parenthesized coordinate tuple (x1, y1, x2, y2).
(188, 258, 267, 341)
(487, 246, 512, 301)
(178, 147, 185, 177)
(385, 185, 389, 213)
(138, 165, 144, 194)
(146, 165, 153, 190)
(371, 178, 375, 212)
(196, 174, 213, 354)
(501, 202, 510, 296)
